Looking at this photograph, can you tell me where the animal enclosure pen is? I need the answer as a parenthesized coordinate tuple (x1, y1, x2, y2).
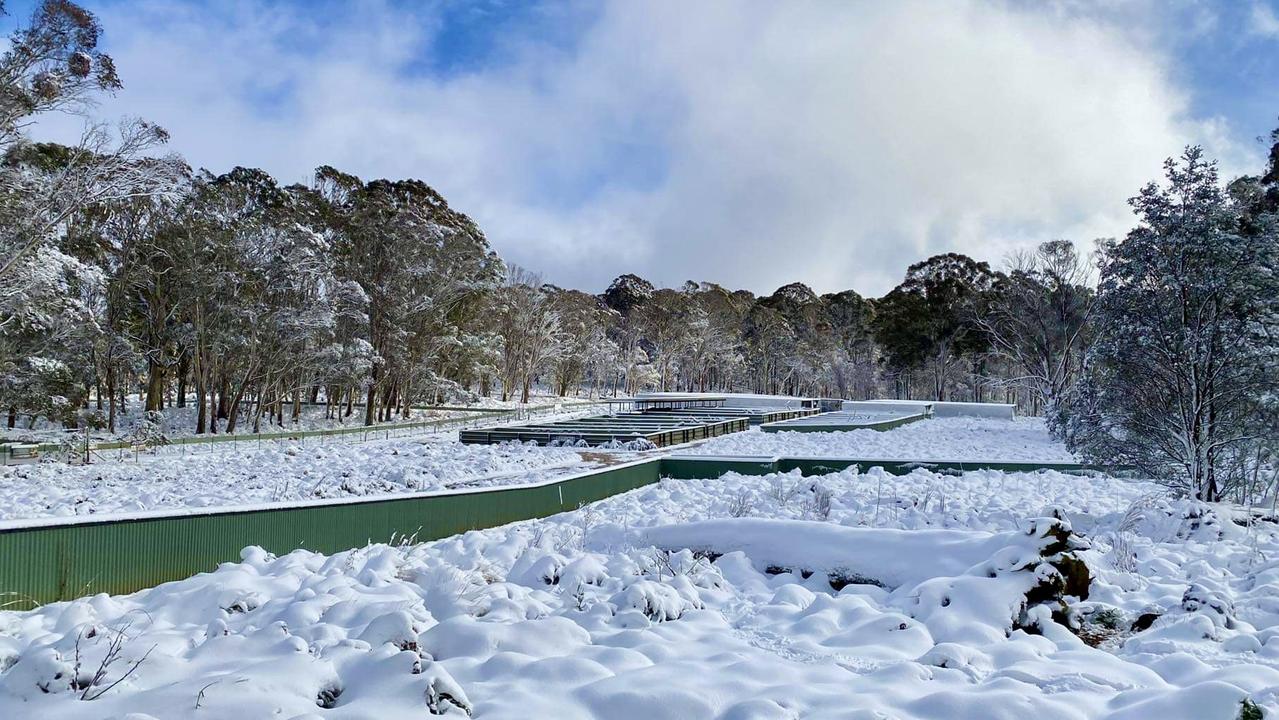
(458, 413, 749, 448)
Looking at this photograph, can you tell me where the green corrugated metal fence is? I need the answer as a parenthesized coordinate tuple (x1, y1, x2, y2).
(0, 454, 1133, 610)
(0, 459, 660, 610)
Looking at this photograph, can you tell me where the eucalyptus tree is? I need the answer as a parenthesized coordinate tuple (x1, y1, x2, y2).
(0, 1, 174, 429)
(546, 287, 617, 398)
(601, 274, 655, 395)
(317, 167, 502, 424)
(70, 159, 190, 429)
(978, 240, 1094, 420)
(822, 289, 876, 399)
(756, 283, 834, 396)
(0, 0, 170, 289)
(636, 287, 693, 391)
(742, 303, 796, 395)
(494, 267, 560, 403)
(681, 282, 749, 392)
(873, 253, 997, 400)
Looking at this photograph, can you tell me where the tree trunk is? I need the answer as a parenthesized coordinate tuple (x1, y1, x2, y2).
(176, 353, 189, 408)
(94, 351, 103, 411)
(226, 392, 244, 434)
(208, 386, 218, 434)
(196, 374, 206, 435)
(144, 361, 166, 412)
(106, 367, 117, 434)
(217, 376, 230, 419)
(364, 384, 377, 426)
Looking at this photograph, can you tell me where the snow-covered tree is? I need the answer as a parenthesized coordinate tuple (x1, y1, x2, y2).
(318, 167, 502, 424)
(979, 240, 1094, 422)
(0, 2, 175, 429)
(1065, 147, 1279, 500)
(872, 253, 997, 401)
(494, 267, 565, 404)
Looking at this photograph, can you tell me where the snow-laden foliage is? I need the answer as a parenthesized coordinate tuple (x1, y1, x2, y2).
(1064, 148, 1279, 501)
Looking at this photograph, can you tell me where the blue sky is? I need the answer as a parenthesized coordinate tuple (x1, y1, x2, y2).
(1158, 1, 1278, 145)
(6, 0, 1279, 296)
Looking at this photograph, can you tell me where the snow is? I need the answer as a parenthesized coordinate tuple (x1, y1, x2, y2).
(4, 461, 1279, 718)
(680, 416, 1078, 462)
(1, 412, 1274, 717)
(0, 438, 590, 521)
(643, 516, 1058, 590)
(0, 392, 597, 446)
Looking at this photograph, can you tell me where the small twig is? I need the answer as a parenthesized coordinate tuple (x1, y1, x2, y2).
(82, 644, 155, 701)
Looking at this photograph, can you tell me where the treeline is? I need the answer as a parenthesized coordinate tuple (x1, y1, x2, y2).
(0, 5, 1085, 437)
(1, 2, 1277, 501)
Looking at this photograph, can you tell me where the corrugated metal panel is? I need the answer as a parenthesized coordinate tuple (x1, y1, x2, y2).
(0, 460, 661, 610)
(0, 455, 1136, 610)
(659, 456, 780, 479)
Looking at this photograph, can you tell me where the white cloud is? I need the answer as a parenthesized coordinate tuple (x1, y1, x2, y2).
(33, 0, 1247, 296)
(1251, 2, 1279, 37)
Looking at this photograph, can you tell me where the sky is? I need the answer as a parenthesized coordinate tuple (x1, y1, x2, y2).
(7, 0, 1279, 297)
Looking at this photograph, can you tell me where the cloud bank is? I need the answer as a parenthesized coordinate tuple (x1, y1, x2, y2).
(40, 0, 1255, 296)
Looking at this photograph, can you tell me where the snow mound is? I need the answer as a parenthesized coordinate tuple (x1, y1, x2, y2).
(3, 464, 1277, 718)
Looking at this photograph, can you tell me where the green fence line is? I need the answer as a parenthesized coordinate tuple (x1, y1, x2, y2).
(0, 459, 661, 610)
(0, 454, 1132, 609)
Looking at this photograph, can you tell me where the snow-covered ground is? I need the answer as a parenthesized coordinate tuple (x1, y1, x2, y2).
(0, 438, 590, 521)
(3, 414, 1275, 717)
(3, 464, 1278, 718)
(680, 416, 1078, 462)
(0, 391, 598, 446)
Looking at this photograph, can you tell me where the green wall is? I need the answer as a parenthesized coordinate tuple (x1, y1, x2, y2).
(0, 455, 1131, 610)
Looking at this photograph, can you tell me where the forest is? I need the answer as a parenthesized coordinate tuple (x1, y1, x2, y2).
(1, 1, 1276, 501)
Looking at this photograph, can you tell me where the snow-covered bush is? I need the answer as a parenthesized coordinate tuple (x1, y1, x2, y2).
(125, 410, 169, 451)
